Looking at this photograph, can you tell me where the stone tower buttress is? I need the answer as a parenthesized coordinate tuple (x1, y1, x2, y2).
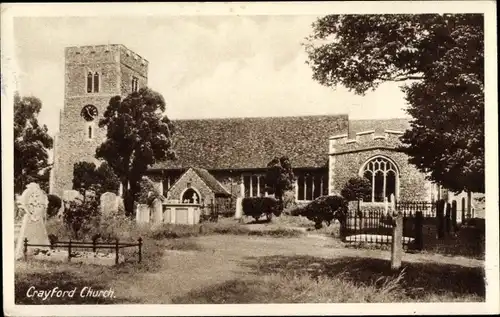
(51, 44, 149, 196)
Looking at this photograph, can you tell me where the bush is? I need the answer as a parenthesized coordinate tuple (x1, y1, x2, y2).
(299, 195, 348, 229)
(341, 177, 371, 202)
(47, 194, 62, 218)
(242, 197, 280, 221)
(62, 196, 100, 239)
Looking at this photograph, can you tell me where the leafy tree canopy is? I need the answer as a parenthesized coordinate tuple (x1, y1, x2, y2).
(72, 161, 120, 196)
(96, 87, 176, 215)
(304, 14, 484, 193)
(14, 92, 53, 194)
(265, 156, 295, 205)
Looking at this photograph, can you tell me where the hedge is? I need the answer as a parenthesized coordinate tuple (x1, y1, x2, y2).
(242, 197, 279, 221)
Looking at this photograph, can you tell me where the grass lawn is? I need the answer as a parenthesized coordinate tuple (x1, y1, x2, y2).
(15, 229, 485, 304)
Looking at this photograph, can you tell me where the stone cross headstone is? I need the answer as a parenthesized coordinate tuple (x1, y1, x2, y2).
(15, 183, 50, 260)
(192, 193, 198, 204)
(151, 198, 163, 223)
(100, 192, 119, 216)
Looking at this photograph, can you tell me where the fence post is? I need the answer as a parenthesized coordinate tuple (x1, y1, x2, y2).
(415, 211, 423, 251)
(445, 202, 451, 235)
(436, 200, 445, 239)
(461, 197, 466, 224)
(391, 212, 403, 270)
(451, 200, 458, 232)
(138, 237, 143, 263)
(23, 238, 28, 261)
(115, 239, 119, 266)
(68, 239, 72, 262)
(92, 238, 96, 253)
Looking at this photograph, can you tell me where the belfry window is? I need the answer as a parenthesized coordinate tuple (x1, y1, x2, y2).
(87, 72, 93, 93)
(93, 72, 99, 92)
(131, 77, 139, 92)
(361, 156, 398, 202)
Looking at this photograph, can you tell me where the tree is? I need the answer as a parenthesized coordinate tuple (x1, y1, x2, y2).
(304, 14, 484, 193)
(341, 177, 372, 202)
(72, 161, 120, 196)
(14, 92, 53, 193)
(265, 156, 295, 210)
(96, 87, 175, 216)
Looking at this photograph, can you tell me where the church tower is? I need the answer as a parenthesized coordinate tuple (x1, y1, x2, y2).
(50, 44, 149, 196)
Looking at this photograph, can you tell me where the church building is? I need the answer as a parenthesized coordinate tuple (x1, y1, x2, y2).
(50, 44, 446, 206)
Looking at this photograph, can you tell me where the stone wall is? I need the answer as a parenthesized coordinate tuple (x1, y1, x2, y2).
(328, 130, 430, 201)
(166, 168, 215, 204)
(51, 44, 149, 196)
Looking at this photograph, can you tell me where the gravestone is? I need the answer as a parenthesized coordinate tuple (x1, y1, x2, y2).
(234, 197, 243, 220)
(136, 204, 150, 223)
(151, 198, 163, 223)
(100, 192, 119, 216)
(15, 183, 50, 260)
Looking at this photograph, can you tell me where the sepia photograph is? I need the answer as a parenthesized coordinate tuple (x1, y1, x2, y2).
(1, 1, 498, 316)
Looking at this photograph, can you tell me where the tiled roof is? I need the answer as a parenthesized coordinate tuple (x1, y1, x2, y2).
(150, 115, 411, 171)
(192, 167, 231, 196)
(151, 115, 349, 170)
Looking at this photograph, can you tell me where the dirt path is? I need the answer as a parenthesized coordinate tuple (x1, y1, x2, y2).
(109, 235, 483, 303)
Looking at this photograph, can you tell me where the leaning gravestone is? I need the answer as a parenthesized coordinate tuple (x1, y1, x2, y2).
(15, 183, 50, 260)
(100, 192, 119, 216)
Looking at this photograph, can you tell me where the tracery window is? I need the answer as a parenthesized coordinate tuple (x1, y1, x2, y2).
(361, 156, 398, 202)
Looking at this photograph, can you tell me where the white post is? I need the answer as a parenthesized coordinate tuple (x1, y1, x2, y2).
(467, 191, 472, 218)
(240, 175, 245, 198)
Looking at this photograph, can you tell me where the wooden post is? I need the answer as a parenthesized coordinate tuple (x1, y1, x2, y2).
(68, 239, 72, 262)
(92, 238, 97, 253)
(415, 211, 423, 251)
(138, 237, 143, 263)
(23, 238, 28, 261)
(436, 200, 445, 239)
(391, 213, 403, 270)
(445, 202, 451, 235)
(451, 200, 458, 232)
(115, 239, 119, 266)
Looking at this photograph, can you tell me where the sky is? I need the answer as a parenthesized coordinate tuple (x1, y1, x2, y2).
(13, 15, 410, 137)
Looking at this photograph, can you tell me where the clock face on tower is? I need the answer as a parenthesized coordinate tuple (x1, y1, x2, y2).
(81, 105, 98, 121)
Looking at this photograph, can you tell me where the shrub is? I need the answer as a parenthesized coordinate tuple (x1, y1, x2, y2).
(299, 195, 348, 229)
(62, 196, 100, 239)
(242, 197, 279, 221)
(47, 194, 62, 218)
(341, 176, 371, 202)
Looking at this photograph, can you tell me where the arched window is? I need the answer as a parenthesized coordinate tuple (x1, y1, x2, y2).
(87, 72, 93, 93)
(93, 72, 99, 93)
(361, 156, 399, 202)
(182, 188, 199, 204)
